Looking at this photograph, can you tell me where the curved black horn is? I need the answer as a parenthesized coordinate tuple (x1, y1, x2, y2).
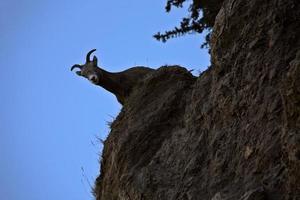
(86, 49, 97, 62)
(71, 64, 82, 71)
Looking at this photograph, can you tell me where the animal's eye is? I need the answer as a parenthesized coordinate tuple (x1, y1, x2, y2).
(76, 71, 82, 76)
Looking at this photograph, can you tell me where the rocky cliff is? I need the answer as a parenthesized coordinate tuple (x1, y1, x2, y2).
(94, 0, 300, 199)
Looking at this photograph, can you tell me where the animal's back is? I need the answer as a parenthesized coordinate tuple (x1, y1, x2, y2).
(122, 66, 154, 75)
(120, 66, 154, 82)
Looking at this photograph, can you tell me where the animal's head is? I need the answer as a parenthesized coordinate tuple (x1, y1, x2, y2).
(71, 49, 100, 84)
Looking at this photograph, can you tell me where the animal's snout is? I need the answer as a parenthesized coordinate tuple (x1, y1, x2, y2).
(88, 74, 98, 84)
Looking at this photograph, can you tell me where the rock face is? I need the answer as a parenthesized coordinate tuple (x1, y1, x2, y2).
(94, 0, 300, 199)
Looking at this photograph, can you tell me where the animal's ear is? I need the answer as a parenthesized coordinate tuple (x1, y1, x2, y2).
(93, 55, 98, 65)
(76, 71, 82, 76)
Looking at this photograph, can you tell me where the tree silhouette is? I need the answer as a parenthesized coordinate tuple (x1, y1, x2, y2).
(154, 0, 224, 48)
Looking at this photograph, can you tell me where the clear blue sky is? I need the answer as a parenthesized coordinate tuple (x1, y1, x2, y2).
(0, 0, 209, 199)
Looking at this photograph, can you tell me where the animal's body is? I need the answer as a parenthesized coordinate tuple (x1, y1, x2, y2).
(71, 49, 154, 104)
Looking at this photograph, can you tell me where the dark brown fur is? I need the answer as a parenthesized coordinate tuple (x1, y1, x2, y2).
(71, 49, 154, 104)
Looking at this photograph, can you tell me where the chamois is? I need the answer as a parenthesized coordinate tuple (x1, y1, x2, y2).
(71, 49, 154, 105)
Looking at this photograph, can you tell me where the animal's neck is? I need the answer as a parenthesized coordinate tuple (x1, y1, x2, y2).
(95, 67, 124, 99)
